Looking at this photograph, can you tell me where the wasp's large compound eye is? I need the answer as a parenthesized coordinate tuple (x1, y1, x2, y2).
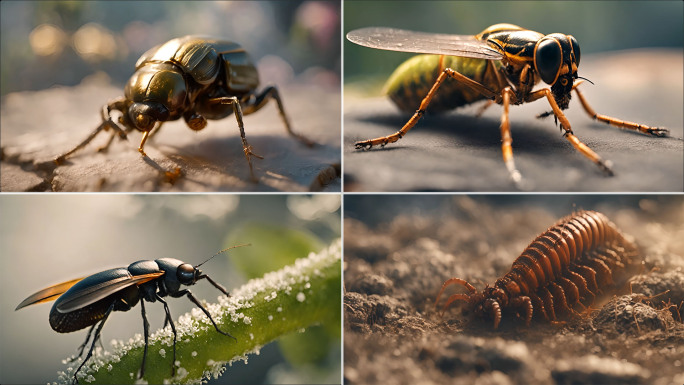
(128, 102, 170, 131)
(569, 35, 580, 67)
(534, 37, 562, 85)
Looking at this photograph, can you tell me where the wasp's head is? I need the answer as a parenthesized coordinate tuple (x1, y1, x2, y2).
(534, 33, 580, 110)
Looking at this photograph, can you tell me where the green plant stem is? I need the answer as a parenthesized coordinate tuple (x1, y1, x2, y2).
(58, 239, 341, 384)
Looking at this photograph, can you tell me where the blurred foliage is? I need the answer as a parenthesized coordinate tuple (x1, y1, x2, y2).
(344, 1, 684, 83)
(0, 1, 340, 95)
(224, 222, 325, 279)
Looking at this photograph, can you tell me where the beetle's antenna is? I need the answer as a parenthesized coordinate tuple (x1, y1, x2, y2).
(578, 76, 594, 85)
(195, 244, 251, 268)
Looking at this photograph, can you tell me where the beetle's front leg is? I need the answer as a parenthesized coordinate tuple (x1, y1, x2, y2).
(572, 81, 669, 137)
(355, 67, 499, 150)
(211, 96, 263, 181)
(242, 86, 315, 147)
(528, 88, 614, 176)
(54, 98, 129, 165)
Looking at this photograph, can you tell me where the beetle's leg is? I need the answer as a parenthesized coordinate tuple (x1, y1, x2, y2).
(154, 294, 177, 376)
(355, 67, 499, 149)
(54, 99, 128, 165)
(137, 121, 164, 157)
(138, 130, 151, 157)
(572, 81, 669, 137)
(147, 122, 165, 139)
(499, 87, 524, 187)
(199, 274, 231, 296)
(177, 289, 237, 341)
(139, 298, 151, 378)
(527, 88, 614, 176)
(54, 121, 109, 165)
(73, 301, 116, 384)
(243, 86, 315, 147)
(66, 324, 98, 363)
(210, 96, 263, 181)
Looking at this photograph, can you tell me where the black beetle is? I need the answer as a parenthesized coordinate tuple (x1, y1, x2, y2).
(54, 35, 314, 181)
(15, 246, 246, 382)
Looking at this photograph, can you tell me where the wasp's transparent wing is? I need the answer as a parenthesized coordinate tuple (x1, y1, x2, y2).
(347, 27, 504, 60)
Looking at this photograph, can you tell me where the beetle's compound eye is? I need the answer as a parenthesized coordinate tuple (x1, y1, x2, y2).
(534, 37, 562, 85)
(568, 35, 580, 67)
(177, 263, 196, 285)
(128, 102, 170, 131)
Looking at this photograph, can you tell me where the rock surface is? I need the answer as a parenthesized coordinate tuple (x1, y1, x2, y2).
(1, 81, 340, 192)
(344, 50, 684, 192)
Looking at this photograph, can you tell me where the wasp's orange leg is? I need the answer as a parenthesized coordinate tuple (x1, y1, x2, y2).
(528, 88, 614, 176)
(572, 81, 668, 137)
(354, 68, 499, 149)
(500, 87, 524, 186)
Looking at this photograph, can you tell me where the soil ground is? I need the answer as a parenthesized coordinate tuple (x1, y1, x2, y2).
(344, 196, 684, 385)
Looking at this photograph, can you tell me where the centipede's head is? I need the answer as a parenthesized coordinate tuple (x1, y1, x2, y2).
(435, 278, 504, 328)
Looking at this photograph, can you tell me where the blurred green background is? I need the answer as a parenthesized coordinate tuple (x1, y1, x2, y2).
(344, 1, 684, 89)
(0, 194, 341, 384)
(0, 1, 341, 95)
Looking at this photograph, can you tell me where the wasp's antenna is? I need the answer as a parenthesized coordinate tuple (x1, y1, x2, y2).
(578, 76, 594, 85)
(195, 244, 251, 268)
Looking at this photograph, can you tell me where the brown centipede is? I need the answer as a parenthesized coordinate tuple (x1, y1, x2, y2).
(435, 210, 640, 329)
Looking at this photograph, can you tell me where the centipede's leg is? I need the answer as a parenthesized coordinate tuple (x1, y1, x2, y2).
(559, 277, 586, 316)
(529, 293, 549, 321)
(484, 298, 502, 329)
(566, 268, 595, 306)
(435, 278, 476, 309)
(571, 81, 668, 137)
(509, 295, 533, 326)
(354, 67, 498, 150)
(585, 258, 615, 288)
(440, 294, 471, 316)
(539, 288, 557, 321)
(548, 282, 574, 317)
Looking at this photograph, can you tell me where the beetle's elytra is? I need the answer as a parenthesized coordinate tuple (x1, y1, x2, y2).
(54, 35, 314, 181)
(347, 24, 669, 188)
(435, 210, 640, 328)
(15, 246, 247, 383)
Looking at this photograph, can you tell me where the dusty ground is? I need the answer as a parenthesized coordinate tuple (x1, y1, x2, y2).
(343, 196, 684, 385)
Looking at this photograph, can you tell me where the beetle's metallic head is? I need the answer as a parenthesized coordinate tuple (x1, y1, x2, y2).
(534, 33, 580, 109)
(127, 102, 169, 131)
(124, 63, 188, 131)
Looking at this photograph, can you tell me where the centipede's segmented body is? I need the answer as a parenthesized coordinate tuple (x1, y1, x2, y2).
(435, 210, 640, 328)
